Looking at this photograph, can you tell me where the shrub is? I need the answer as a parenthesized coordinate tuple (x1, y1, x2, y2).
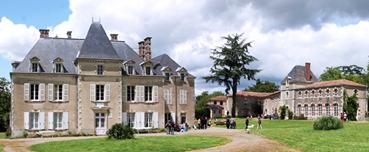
(287, 109, 293, 120)
(279, 105, 287, 120)
(107, 123, 135, 139)
(313, 116, 343, 130)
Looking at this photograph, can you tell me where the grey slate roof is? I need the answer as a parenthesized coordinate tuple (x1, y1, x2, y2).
(77, 22, 121, 60)
(281, 65, 319, 84)
(13, 22, 190, 77)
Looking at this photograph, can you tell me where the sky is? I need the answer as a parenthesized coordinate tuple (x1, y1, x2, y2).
(1, 0, 369, 95)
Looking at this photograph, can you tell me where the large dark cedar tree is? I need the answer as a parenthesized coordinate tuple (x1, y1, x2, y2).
(204, 34, 260, 117)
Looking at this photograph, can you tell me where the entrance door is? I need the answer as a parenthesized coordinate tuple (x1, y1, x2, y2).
(95, 113, 106, 135)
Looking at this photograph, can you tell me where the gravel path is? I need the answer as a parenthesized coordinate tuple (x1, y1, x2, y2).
(0, 128, 297, 152)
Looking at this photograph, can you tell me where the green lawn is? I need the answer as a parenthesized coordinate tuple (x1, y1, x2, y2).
(0, 132, 5, 139)
(31, 135, 229, 152)
(215, 118, 369, 152)
(0, 145, 3, 152)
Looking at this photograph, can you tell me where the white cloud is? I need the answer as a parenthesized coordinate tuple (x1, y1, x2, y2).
(0, 0, 369, 95)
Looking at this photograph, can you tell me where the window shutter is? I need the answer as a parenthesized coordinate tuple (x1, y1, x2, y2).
(179, 90, 182, 104)
(153, 86, 158, 102)
(153, 112, 158, 128)
(48, 112, 53, 130)
(63, 84, 69, 101)
(134, 112, 142, 129)
(141, 112, 145, 128)
(140, 86, 145, 102)
(184, 90, 187, 104)
(90, 84, 96, 101)
(105, 84, 111, 101)
(171, 112, 176, 123)
(24, 83, 30, 101)
(122, 112, 127, 125)
(48, 84, 53, 101)
(62, 112, 69, 129)
(134, 86, 139, 102)
(24, 112, 29, 129)
(39, 83, 45, 101)
(39, 112, 45, 129)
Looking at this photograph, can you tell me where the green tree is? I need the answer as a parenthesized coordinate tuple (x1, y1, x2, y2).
(343, 90, 359, 121)
(320, 65, 365, 84)
(320, 67, 343, 81)
(195, 91, 224, 119)
(204, 34, 260, 117)
(246, 79, 279, 92)
(0, 77, 10, 132)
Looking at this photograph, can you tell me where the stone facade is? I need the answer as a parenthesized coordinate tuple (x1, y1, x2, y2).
(10, 22, 195, 137)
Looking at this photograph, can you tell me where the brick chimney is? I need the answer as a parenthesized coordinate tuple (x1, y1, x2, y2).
(39, 29, 50, 38)
(110, 34, 118, 41)
(138, 41, 145, 59)
(305, 62, 311, 81)
(144, 37, 152, 61)
(67, 31, 72, 39)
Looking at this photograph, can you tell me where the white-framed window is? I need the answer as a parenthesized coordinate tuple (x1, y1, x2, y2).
(32, 63, 39, 72)
(55, 63, 63, 73)
(304, 105, 308, 116)
(144, 112, 153, 128)
(325, 104, 330, 115)
(180, 73, 185, 81)
(53, 112, 63, 129)
(127, 86, 135, 101)
(179, 89, 188, 104)
(333, 103, 339, 116)
(165, 72, 170, 81)
(144, 86, 153, 101)
(297, 105, 301, 115)
(318, 104, 322, 116)
(164, 89, 172, 104)
(97, 65, 104, 75)
(29, 112, 39, 129)
(311, 104, 315, 116)
(127, 112, 135, 128)
(96, 85, 105, 101)
(127, 65, 134, 75)
(30, 84, 39, 101)
(54, 84, 63, 101)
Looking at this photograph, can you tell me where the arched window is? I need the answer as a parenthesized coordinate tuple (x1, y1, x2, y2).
(326, 89, 330, 96)
(304, 104, 308, 117)
(325, 104, 330, 115)
(333, 103, 339, 116)
(318, 104, 322, 116)
(311, 104, 315, 116)
(334, 89, 338, 96)
(297, 105, 301, 115)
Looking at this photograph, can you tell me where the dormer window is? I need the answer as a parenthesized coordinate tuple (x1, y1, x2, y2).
(176, 67, 187, 81)
(145, 66, 151, 75)
(55, 63, 63, 73)
(180, 73, 185, 81)
(97, 65, 104, 75)
(32, 63, 39, 72)
(127, 66, 134, 75)
(165, 72, 170, 81)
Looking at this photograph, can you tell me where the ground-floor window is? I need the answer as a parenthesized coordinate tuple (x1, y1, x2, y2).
(29, 112, 39, 129)
(311, 105, 315, 116)
(53, 112, 63, 129)
(325, 104, 330, 115)
(95, 113, 105, 128)
(144, 112, 153, 128)
(165, 113, 172, 124)
(180, 113, 186, 124)
(318, 104, 322, 116)
(127, 112, 135, 128)
(304, 105, 308, 116)
(297, 105, 301, 115)
(333, 103, 339, 116)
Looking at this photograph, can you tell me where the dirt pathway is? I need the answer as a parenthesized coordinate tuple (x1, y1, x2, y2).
(0, 128, 297, 152)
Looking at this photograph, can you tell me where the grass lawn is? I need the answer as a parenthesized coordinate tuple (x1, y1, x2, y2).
(31, 135, 229, 152)
(215, 118, 369, 152)
(0, 145, 3, 152)
(0, 132, 5, 139)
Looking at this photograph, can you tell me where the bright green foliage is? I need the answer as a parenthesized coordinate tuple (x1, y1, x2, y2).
(0, 77, 10, 133)
(195, 91, 224, 118)
(106, 123, 135, 140)
(313, 116, 343, 130)
(287, 109, 293, 120)
(320, 65, 365, 83)
(245, 79, 279, 92)
(279, 105, 288, 120)
(31, 136, 229, 152)
(204, 33, 260, 117)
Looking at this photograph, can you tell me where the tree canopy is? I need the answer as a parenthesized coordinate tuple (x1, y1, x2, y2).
(0, 77, 10, 132)
(195, 91, 224, 119)
(203, 33, 260, 117)
(245, 79, 279, 93)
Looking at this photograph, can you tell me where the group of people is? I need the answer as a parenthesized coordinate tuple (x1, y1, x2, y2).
(225, 117, 237, 129)
(196, 116, 210, 129)
(165, 121, 189, 135)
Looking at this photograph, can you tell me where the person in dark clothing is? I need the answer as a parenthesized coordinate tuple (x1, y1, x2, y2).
(245, 117, 249, 130)
(226, 117, 230, 129)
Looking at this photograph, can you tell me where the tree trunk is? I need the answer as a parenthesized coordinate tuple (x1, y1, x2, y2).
(231, 78, 238, 117)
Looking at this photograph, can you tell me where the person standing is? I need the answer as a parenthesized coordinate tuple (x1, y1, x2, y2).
(245, 116, 249, 130)
(257, 116, 262, 129)
(226, 117, 230, 129)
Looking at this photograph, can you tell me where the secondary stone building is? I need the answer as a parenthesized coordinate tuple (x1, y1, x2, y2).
(10, 22, 195, 137)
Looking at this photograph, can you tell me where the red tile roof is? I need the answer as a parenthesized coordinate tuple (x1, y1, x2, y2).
(209, 96, 227, 101)
(304, 79, 366, 89)
(235, 91, 274, 98)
